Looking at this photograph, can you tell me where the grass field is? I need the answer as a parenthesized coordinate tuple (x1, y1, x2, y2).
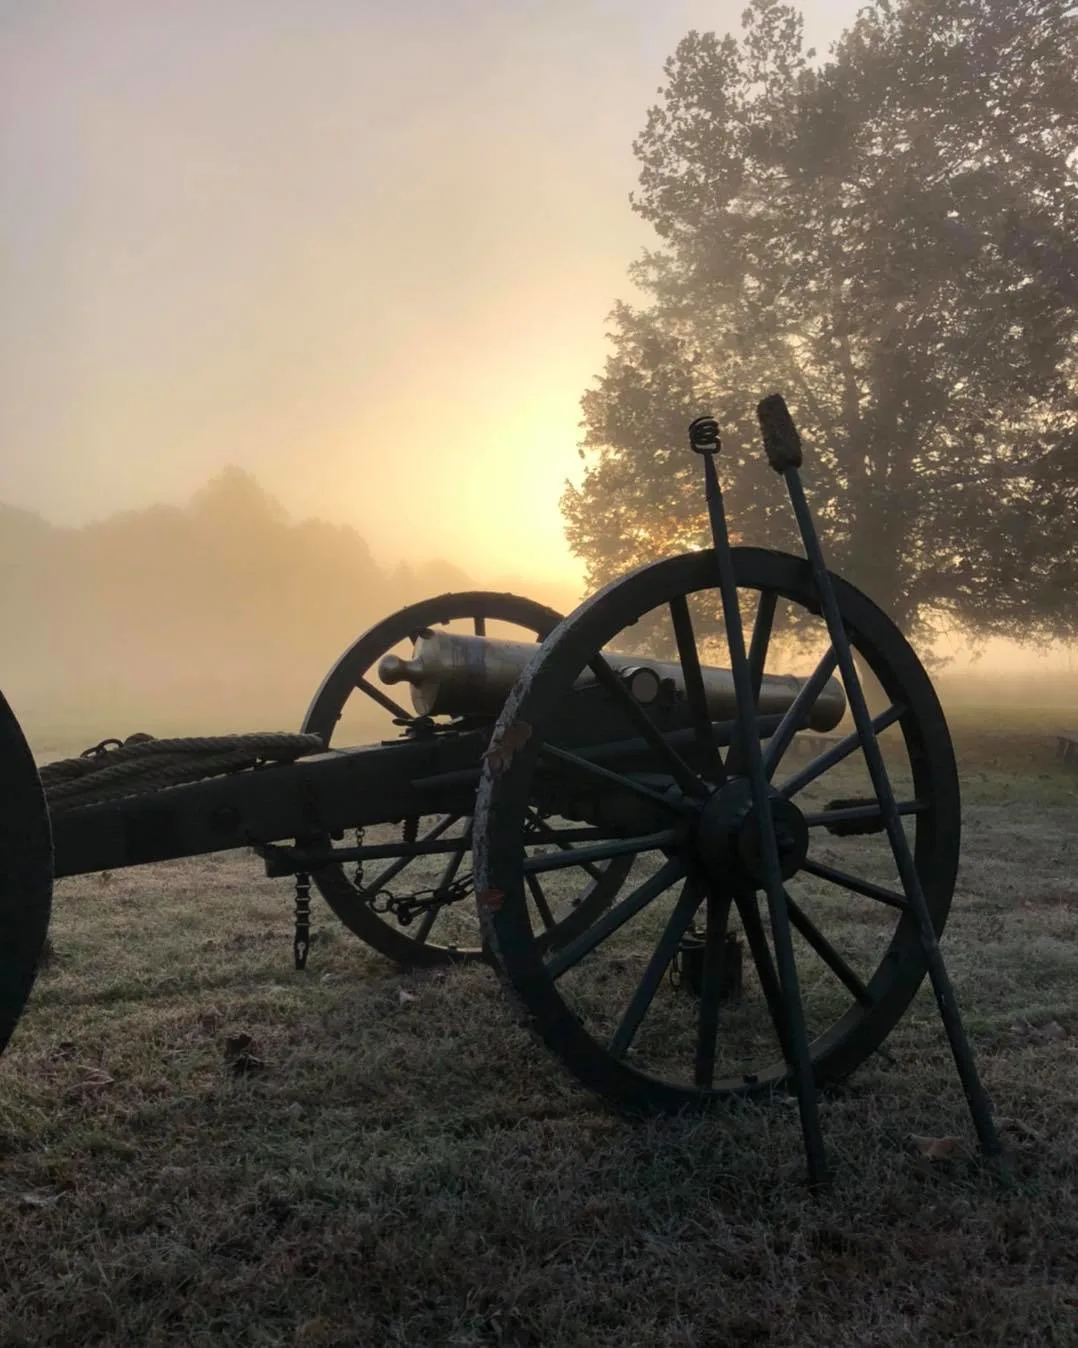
(2, 711, 1078, 1346)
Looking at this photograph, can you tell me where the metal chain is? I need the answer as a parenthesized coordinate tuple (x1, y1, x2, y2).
(352, 826, 365, 893)
(369, 875, 473, 926)
(293, 871, 312, 970)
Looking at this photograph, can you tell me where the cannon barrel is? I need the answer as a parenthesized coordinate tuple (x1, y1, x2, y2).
(378, 631, 846, 731)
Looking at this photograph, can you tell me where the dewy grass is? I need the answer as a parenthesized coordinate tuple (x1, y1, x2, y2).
(1, 720, 1078, 1345)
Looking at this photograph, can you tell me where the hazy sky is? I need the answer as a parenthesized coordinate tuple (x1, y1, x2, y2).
(2, 0, 866, 593)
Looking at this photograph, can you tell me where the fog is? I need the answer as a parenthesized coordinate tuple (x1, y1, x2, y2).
(0, 471, 590, 741)
(1, 3, 868, 580)
(2, 1, 1074, 744)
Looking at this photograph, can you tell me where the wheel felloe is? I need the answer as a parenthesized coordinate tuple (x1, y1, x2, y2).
(474, 548, 960, 1112)
(301, 592, 632, 968)
(0, 690, 53, 1058)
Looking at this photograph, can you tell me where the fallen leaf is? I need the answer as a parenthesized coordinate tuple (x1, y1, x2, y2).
(227, 1052, 267, 1077)
(1035, 1020, 1066, 1041)
(197, 1007, 223, 1035)
(221, 1032, 267, 1075)
(63, 1066, 116, 1103)
(78, 1068, 114, 1087)
(999, 1116, 1043, 1144)
(398, 989, 417, 1007)
(16, 1190, 63, 1210)
(910, 1134, 962, 1161)
(222, 1032, 256, 1061)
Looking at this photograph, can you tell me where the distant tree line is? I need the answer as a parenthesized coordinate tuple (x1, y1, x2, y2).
(1, 468, 469, 732)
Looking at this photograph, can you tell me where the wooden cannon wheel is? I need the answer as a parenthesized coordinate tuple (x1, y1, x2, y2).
(302, 592, 633, 968)
(473, 549, 960, 1111)
(0, 690, 53, 1057)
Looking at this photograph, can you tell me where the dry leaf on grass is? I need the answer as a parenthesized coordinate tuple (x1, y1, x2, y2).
(1010, 1019, 1067, 1042)
(197, 1007, 224, 1035)
(227, 1052, 267, 1076)
(63, 1067, 115, 1103)
(15, 1190, 64, 1211)
(1035, 1020, 1067, 1041)
(910, 1134, 962, 1161)
(398, 989, 417, 1007)
(222, 1032, 267, 1076)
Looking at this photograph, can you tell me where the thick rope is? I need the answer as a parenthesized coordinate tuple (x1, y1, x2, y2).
(40, 732, 325, 815)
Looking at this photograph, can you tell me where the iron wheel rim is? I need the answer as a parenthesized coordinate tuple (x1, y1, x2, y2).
(0, 690, 53, 1057)
(474, 549, 959, 1109)
(302, 591, 633, 968)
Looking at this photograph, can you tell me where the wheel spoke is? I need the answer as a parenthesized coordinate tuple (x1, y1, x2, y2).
(522, 828, 683, 874)
(802, 800, 926, 829)
(783, 890, 872, 1005)
(414, 823, 473, 944)
(778, 705, 905, 799)
(545, 857, 687, 979)
(357, 814, 461, 894)
(585, 654, 709, 798)
(437, 823, 472, 888)
(524, 810, 603, 882)
(726, 591, 778, 775)
(733, 890, 793, 1064)
(355, 675, 412, 723)
(519, 825, 643, 846)
(799, 857, 909, 911)
(609, 874, 704, 1058)
(537, 742, 697, 816)
(694, 887, 734, 1088)
(525, 872, 557, 930)
(667, 595, 725, 784)
(412, 904, 441, 944)
(747, 591, 778, 696)
(761, 647, 839, 779)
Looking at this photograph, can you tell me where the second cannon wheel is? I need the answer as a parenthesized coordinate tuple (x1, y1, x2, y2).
(301, 591, 633, 969)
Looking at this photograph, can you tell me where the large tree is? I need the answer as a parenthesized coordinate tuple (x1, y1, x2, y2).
(563, 0, 1078, 645)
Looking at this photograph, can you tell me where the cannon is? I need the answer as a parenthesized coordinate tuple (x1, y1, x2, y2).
(0, 396, 1001, 1184)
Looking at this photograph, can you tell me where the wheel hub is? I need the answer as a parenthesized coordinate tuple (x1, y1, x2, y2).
(693, 779, 808, 888)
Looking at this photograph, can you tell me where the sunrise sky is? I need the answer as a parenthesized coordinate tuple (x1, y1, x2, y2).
(1, 0, 873, 600)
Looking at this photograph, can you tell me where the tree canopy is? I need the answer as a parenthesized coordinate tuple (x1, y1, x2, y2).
(563, 0, 1078, 644)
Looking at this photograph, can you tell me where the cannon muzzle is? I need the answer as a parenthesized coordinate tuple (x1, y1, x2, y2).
(378, 632, 845, 732)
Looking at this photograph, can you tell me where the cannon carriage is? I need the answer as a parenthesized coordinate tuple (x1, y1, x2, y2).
(0, 396, 1001, 1184)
